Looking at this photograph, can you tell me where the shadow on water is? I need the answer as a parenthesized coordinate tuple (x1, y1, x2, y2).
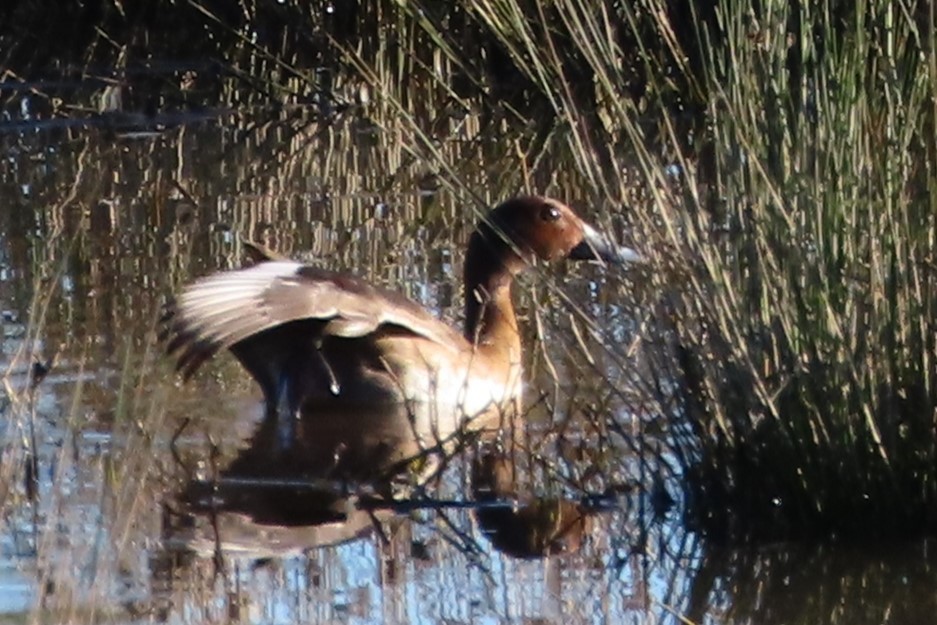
(0, 11, 934, 625)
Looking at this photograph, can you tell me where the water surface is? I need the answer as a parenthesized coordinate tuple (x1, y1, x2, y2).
(0, 57, 933, 625)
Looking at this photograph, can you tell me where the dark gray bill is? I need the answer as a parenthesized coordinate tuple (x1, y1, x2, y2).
(568, 223, 642, 264)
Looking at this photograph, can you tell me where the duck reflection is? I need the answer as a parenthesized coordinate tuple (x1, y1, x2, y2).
(176, 400, 511, 530)
(168, 399, 608, 561)
(470, 443, 595, 559)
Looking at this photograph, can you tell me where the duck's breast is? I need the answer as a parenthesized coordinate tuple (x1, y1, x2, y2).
(300, 333, 522, 438)
(382, 334, 523, 432)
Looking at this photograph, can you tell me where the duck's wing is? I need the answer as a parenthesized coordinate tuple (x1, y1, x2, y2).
(161, 261, 466, 380)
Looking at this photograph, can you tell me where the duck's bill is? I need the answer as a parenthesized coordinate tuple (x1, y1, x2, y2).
(569, 223, 642, 264)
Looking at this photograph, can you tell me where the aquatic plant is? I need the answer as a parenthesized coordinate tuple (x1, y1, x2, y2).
(4, 0, 935, 541)
(380, 0, 937, 541)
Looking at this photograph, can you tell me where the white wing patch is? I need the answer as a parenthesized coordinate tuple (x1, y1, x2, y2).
(174, 261, 306, 347)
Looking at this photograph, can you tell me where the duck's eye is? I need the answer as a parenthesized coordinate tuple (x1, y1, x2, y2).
(540, 205, 561, 222)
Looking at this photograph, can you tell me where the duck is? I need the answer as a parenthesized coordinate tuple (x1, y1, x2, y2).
(161, 196, 639, 442)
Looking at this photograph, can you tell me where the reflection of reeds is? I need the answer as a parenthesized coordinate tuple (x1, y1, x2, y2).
(3, 8, 636, 615)
(2, 0, 932, 615)
(4, 1, 933, 621)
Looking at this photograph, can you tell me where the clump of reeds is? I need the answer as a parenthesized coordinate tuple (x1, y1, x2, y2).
(9, 0, 933, 542)
(380, 0, 937, 541)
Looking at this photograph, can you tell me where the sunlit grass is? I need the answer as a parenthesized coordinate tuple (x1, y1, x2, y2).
(379, 0, 937, 540)
(2, 2, 935, 623)
(6, 0, 934, 552)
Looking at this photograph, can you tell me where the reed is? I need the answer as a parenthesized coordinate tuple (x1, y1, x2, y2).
(5, 0, 935, 542)
(379, 0, 937, 540)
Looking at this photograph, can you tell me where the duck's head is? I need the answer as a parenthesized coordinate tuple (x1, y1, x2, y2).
(474, 196, 641, 273)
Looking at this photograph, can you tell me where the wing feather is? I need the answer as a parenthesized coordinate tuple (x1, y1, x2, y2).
(162, 261, 465, 379)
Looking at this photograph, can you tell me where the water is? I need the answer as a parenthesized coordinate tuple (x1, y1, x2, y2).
(0, 48, 935, 625)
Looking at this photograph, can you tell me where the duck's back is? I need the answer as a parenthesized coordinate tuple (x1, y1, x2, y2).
(162, 261, 521, 435)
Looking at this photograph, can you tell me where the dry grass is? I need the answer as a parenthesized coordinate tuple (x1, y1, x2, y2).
(376, 0, 937, 540)
(4, 0, 932, 560)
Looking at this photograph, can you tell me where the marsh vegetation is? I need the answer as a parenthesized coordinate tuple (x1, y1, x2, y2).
(1, 0, 936, 623)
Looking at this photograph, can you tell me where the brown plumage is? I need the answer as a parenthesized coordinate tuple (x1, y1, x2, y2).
(161, 196, 639, 439)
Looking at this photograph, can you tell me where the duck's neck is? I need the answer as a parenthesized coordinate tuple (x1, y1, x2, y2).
(463, 229, 522, 360)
